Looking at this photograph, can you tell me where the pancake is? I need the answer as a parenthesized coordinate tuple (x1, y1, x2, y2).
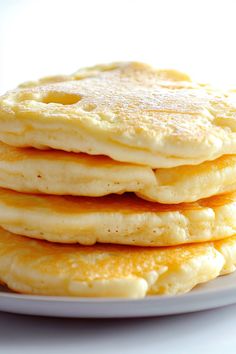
(0, 227, 235, 298)
(0, 141, 155, 199)
(1, 62, 236, 168)
(0, 187, 236, 246)
(1, 141, 236, 203)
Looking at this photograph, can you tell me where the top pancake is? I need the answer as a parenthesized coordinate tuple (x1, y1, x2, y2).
(1, 62, 236, 168)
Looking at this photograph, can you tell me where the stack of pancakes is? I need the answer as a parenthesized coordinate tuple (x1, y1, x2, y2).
(0, 62, 236, 298)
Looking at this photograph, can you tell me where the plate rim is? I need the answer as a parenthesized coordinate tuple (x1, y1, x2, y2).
(1, 274, 236, 318)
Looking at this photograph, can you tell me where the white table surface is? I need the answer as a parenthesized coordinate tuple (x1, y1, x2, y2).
(1, 304, 236, 354)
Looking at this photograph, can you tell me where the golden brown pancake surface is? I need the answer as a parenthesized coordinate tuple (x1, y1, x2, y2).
(0, 228, 235, 298)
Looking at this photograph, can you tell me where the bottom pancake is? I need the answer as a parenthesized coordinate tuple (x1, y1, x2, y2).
(0, 228, 236, 298)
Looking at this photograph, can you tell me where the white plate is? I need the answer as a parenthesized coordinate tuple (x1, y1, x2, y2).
(1, 273, 236, 318)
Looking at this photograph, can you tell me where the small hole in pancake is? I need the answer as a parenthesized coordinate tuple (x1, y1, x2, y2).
(41, 92, 81, 105)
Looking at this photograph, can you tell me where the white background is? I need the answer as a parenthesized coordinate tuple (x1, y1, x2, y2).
(1, 0, 236, 93)
(1, 0, 236, 353)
